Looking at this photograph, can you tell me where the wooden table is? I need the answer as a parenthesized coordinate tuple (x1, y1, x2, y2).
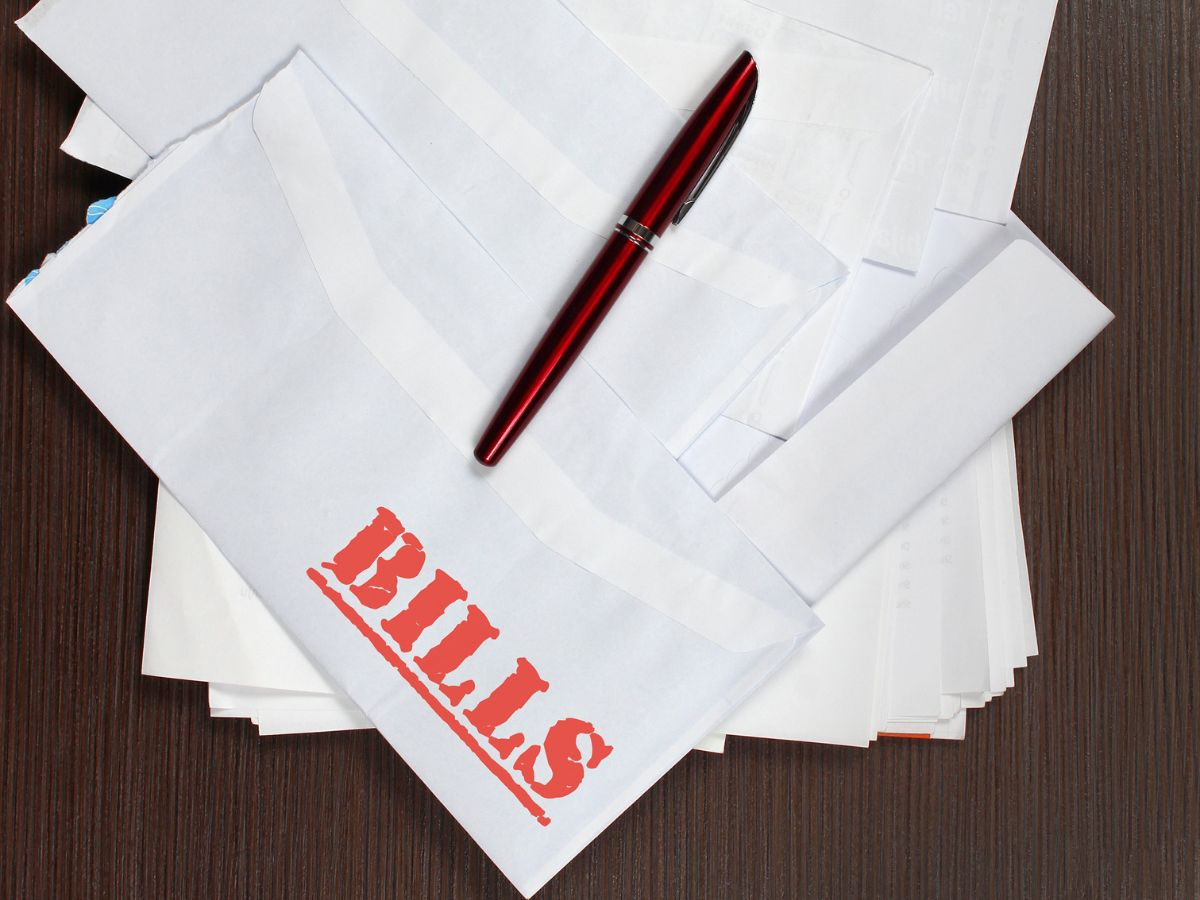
(3, 2, 1197, 896)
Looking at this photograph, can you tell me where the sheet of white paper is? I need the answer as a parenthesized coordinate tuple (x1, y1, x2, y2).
(937, 0, 1060, 222)
(869, 553, 899, 740)
(1002, 423, 1039, 656)
(884, 485, 948, 722)
(209, 683, 361, 714)
(144, 488, 339, 694)
(207, 684, 374, 733)
(693, 734, 727, 754)
(899, 423, 1034, 713)
(19, 0, 845, 455)
(562, 0, 931, 270)
(978, 423, 1039, 669)
(940, 450, 994, 696)
(9, 57, 822, 895)
(255, 709, 374, 735)
(214, 708, 253, 721)
(975, 445, 1015, 692)
(61, 97, 150, 178)
(879, 711, 966, 741)
(720, 239, 1112, 601)
(756, 0, 992, 270)
(988, 429, 1031, 670)
(719, 538, 892, 748)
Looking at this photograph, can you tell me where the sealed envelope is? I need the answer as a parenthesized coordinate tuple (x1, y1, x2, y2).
(8, 57, 821, 895)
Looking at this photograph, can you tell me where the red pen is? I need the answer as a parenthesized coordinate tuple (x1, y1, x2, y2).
(473, 51, 759, 466)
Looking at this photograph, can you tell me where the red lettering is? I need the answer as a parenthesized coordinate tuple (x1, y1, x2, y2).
(348, 532, 426, 609)
(464, 658, 549, 759)
(307, 566, 552, 826)
(513, 718, 613, 799)
(381, 569, 467, 651)
(322, 507, 404, 584)
(414, 604, 499, 706)
(312, 505, 612, 821)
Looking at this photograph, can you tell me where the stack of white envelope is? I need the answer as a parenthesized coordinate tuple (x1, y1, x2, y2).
(10, 0, 1112, 892)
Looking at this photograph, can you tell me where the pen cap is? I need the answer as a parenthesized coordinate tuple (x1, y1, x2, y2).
(624, 51, 758, 236)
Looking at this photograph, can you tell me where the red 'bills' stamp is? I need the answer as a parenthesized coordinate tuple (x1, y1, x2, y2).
(307, 507, 612, 826)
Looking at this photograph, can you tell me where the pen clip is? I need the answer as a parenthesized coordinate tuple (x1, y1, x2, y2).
(672, 82, 757, 226)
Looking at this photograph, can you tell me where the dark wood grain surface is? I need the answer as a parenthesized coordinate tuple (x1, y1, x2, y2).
(2, 1, 1197, 897)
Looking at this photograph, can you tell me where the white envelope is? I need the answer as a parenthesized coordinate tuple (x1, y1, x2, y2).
(19, 0, 846, 454)
(561, 0, 932, 269)
(756, 0, 993, 270)
(720, 238, 1112, 601)
(9, 57, 822, 895)
(61, 97, 149, 179)
(938, 0, 1061, 222)
(730, 211, 1049, 442)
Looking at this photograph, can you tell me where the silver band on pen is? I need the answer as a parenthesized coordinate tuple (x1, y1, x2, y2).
(614, 216, 658, 251)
